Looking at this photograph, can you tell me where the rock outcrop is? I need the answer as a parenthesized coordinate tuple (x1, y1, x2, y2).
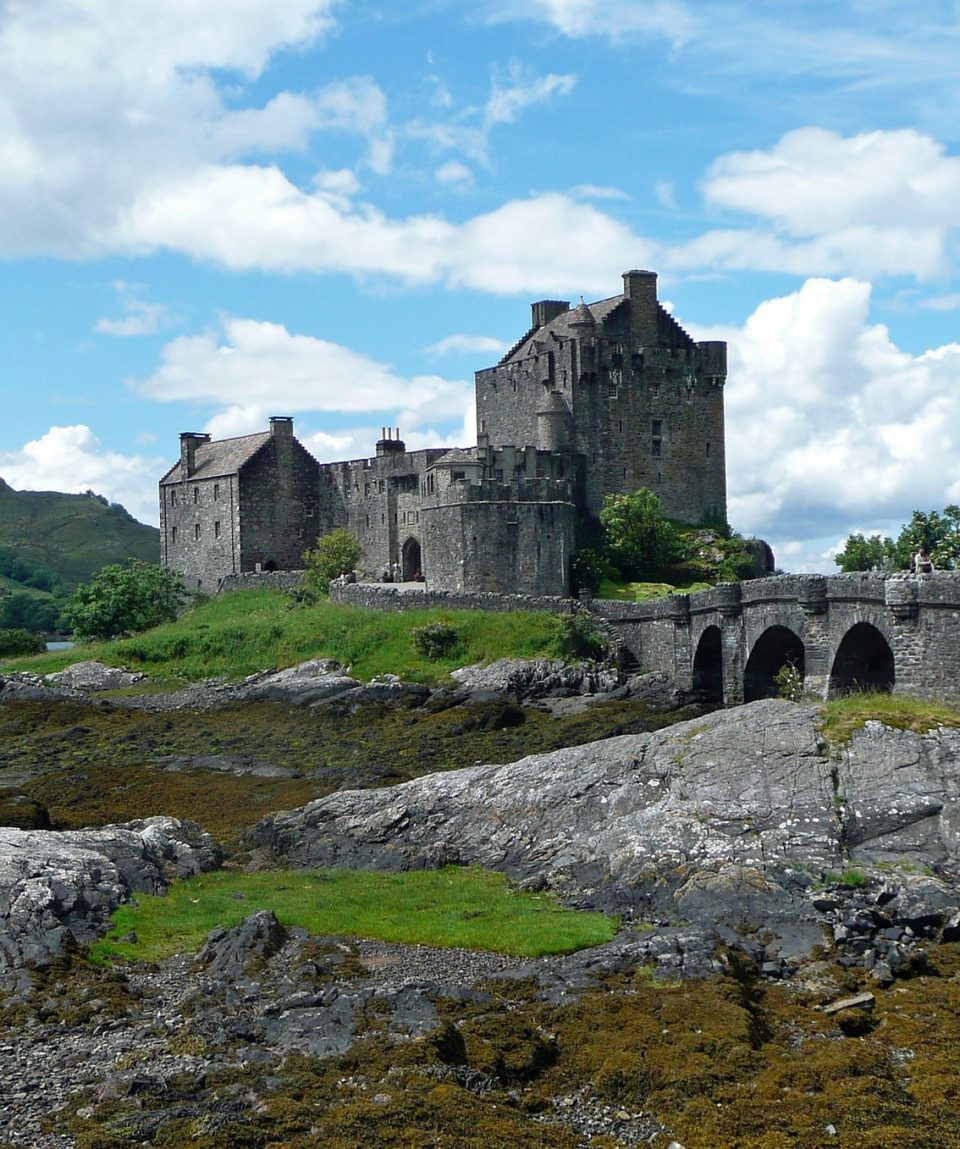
(253, 700, 960, 963)
(0, 817, 221, 990)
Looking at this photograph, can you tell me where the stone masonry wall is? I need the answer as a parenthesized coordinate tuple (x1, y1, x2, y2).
(237, 437, 321, 574)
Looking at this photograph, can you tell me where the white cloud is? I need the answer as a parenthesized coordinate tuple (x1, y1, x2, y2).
(435, 161, 474, 187)
(572, 184, 629, 201)
(680, 128, 960, 280)
(136, 315, 473, 437)
(427, 334, 509, 358)
(0, 425, 163, 525)
(484, 63, 576, 127)
(485, 0, 694, 46)
(94, 281, 169, 337)
(687, 277, 960, 569)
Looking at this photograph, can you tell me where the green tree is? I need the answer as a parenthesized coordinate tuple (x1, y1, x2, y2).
(835, 507, 960, 572)
(61, 560, 185, 640)
(302, 529, 363, 597)
(834, 532, 896, 572)
(599, 489, 678, 579)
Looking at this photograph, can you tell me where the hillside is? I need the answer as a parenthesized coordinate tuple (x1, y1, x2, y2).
(0, 477, 159, 591)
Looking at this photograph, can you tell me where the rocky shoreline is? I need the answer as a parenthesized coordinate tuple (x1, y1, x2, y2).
(3, 662, 960, 1146)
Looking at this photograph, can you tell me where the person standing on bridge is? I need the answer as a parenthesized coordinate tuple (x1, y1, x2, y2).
(913, 546, 935, 575)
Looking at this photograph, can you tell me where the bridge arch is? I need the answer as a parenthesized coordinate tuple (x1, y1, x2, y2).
(828, 621, 895, 697)
(744, 625, 804, 702)
(691, 625, 723, 702)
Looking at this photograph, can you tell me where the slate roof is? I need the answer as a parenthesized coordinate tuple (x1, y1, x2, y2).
(499, 289, 695, 366)
(159, 431, 272, 485)
(428, 447, 481, 469)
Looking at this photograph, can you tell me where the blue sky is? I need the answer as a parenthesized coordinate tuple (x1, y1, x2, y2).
(2, 0, 960, 572)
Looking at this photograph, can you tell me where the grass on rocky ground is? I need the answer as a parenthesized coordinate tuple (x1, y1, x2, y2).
(90, 867, 619, 964)
(60, 943, 960, 1149)
(0, 589, 581, 684)
(0, 693, 695, 849)
(819, 691, 960, 746)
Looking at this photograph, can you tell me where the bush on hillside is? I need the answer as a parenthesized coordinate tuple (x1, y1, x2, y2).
(412, 621, 460, 660)
(0, 627, 46, 656)
(60, 560, 185, 640)
(300, 529, 363, 599)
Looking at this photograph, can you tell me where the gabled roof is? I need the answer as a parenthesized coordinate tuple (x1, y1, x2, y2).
(159, 431, 272, 485)
(499, 293, 627, 365)
(428, 447, 481, 470)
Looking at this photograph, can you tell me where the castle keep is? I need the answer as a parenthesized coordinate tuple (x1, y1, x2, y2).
(160, 271, 727, 595)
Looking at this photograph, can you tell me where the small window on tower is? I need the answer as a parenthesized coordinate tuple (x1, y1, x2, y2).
(214, 521, 221, 539)
(706, 442, 711, 456)
(171, 526, 177, 543)
(194, 523, 201, 540)
(193, 486, 199, 503)
(213, 483, 219, 501)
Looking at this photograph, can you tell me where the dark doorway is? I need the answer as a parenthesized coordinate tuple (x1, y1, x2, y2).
(263, 559, 278, 572)
(829, 623, 895, 697)
(401, 536, 422, 582)
(744, 626, 805, 702)
(692, 626, 723, 702)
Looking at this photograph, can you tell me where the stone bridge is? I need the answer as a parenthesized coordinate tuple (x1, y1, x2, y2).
(592, 572, 960, 705)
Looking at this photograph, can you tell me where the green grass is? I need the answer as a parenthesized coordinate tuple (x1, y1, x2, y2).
(597, 578, 712, 602)
(90, 866, 618, 963)
(819, 691, 960, 747)
(0, 589, 576, 684)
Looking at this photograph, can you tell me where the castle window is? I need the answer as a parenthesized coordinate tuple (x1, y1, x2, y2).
(452, 470, 465, 481)
(365, 482, 370, 496)
(365, 514, 370, 527)
(214, 521, 221, 539)
(618, 419, 622, 432)
(170, 489, 177, 507)
(194, 523, 201, 540)
(171, 526, 177, 543)
(651, 419, 663, 459)
(381, 514, 385, 524)
(415, 511, 419, 523)
(379, 480, 385, 493)
(608, 383, 619, 399)
(652, 438, 662, 458)
(193, 486, 199, 503)
(706, 441, 711, 457)
(213, 483, 219, 501)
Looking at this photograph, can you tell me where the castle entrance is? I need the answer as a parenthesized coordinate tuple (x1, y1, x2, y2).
(692, 626, 723, 702)
(401, 536, 421, 582)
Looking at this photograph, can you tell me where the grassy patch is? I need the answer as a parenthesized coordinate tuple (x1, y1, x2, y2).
(597, 579, 711, 602)
(819, 692, 960, 747)
(0, 590, 577, 684)
(90, 867, 618, 963)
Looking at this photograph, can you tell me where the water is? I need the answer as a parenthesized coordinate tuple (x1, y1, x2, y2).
(45, 641, 75, 651)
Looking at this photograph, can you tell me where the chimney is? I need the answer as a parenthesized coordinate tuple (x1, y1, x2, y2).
(269, 416, 294, 440)
(376, 427, 406, 457)
(622, 270, 659, 345)
(179, 432, 211, 478)
(531, 300, 570, 329)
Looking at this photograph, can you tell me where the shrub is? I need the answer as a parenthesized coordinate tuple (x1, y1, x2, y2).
(60, 560, 185, 640)
(775, 662, 805, 702)
(412, 621, 460, 660)
(552, 612, 604, 660)
(0, 627, 46, 656)
(301, 529, 363, 599)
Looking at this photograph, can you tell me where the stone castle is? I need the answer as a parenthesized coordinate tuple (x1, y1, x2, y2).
(159, 270, 727, 595)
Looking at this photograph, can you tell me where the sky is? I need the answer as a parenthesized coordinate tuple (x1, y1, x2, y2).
(2, 0, 960, 573)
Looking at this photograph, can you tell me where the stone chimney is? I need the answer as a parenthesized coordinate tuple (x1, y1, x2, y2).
(269, 416, 294, 441)
(531, 300, 570, 329)
(179, 432, 211, 477)
(375, 427, 406, 457)
(622, 269, 659, 345)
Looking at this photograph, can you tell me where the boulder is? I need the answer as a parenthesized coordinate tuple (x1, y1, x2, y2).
(0, 817, 221, 987)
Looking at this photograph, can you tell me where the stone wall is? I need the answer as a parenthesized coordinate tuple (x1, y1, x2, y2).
(161, 472, 242, 593)
(237, 434, 321, 574)
(329, 581, 576, 616)
(219, 570, 305, 594)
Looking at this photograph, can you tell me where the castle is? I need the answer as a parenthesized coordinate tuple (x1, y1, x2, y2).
(159, 271, 727, 595)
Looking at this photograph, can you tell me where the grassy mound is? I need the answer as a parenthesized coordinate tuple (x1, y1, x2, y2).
(1, 589, 581, 684)
(91, 867, 618, 963)
(820, 692, 960, 746)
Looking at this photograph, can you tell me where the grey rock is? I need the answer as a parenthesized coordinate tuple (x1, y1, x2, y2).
(451, 658, 621, 700)
(0, 817, 221, 985)
(252, 700, 960, 959)
(45, 661, 147, 691)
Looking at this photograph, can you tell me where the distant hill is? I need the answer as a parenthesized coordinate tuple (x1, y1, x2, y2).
(0, 478, 159, 592)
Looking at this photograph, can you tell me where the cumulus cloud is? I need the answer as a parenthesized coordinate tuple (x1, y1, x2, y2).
(136, 316, 473, 439)
(0, 425, 163, 525)
(674, 128, 960, 280)
(687, 277, 960, 568)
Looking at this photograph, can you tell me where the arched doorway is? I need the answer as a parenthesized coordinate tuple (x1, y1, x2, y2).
(692, 626, 723, 702)
(401, 536, 422, 582)
(744, 626, 805, 702)
(829, 622, 894, 697)
(263, 559, 278, 572)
